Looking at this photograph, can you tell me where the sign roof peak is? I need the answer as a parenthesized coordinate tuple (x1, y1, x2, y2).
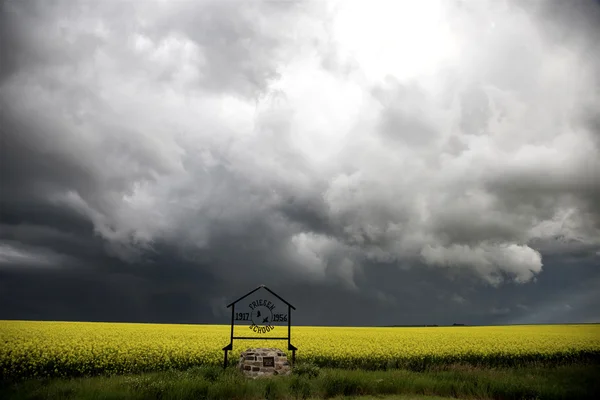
(227, 285, 295, 310)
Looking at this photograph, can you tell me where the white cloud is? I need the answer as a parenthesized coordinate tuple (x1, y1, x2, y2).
(2, 0, 599, 288)
(421, 243, 543, 285)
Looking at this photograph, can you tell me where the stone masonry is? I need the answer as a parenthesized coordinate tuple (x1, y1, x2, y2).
(238, 348, 291, 378)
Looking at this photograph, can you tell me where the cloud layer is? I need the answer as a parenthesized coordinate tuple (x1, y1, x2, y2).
(1, 0, 599, 324)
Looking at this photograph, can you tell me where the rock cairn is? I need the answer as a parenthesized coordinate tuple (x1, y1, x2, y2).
(237, 348, 291, 378)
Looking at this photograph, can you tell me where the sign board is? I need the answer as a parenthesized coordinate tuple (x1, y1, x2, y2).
(262, 357, 275, 367)
(232, 289, 289, 335)
(222, 285, 297, 368)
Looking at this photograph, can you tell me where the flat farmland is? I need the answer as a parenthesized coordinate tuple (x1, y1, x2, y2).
(1, 321, 599, 381)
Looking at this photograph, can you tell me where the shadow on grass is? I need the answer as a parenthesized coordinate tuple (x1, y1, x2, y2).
(1, 364, 599, 400)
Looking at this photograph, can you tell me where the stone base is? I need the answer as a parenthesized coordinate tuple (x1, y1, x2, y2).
(238, 348, 291, 378)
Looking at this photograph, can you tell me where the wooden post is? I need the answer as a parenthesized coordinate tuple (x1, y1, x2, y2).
(223, 304, 235, 369)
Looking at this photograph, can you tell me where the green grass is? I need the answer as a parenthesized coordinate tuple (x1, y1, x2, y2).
(1, 364, 598, 400)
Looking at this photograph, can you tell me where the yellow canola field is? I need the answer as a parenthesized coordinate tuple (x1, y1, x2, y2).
(1, 321, 599, 380)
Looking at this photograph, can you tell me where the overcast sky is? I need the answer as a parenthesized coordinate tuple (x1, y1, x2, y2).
(1, 0, 599, 326)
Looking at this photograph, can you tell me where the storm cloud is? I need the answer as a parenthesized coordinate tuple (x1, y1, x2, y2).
(1, 0, 599, 326)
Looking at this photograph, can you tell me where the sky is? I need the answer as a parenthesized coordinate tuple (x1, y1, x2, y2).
(1, 0, 599, 327)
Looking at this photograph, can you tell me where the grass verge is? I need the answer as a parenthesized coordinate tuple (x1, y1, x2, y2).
(1, 364, 598, 400)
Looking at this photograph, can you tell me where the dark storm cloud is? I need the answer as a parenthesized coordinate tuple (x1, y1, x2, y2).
(1, 0, 599, 325)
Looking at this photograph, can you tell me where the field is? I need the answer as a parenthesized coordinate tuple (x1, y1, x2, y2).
(2, 321, 599, 382)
